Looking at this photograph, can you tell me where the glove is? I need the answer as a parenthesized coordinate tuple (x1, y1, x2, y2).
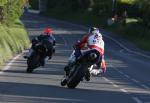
(73, 44, 78, 49)
(90, 69, 101, 75)
(90, 69, 106, 75)
(73, 40, 80, 49)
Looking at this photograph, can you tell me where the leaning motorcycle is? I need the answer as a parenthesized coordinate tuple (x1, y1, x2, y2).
(61, 48, 101, 89)
(26, 40, 54, 73)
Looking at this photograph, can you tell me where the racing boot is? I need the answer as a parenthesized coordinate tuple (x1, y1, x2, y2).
(84, 70, 91, 81)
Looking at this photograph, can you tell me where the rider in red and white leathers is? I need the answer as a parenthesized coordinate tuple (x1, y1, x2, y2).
(65, 27, 106, 76)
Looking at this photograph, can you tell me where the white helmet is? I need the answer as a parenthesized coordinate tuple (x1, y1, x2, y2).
(89, 27, 99, 34)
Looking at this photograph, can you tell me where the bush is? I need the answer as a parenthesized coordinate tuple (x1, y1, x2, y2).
(29, 0, 39, 10)
(0, 1, 30, 66)
(0, 0, 7, 6)
(116, 2, 140, 17)
(137, 0, 150, 28)
(47, 0, 91, 12)
(0, 0, 26, 25)
(0, 20, 30, 65)
(92, 1, 112, 16)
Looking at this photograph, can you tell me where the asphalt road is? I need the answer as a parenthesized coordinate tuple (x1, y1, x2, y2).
(0, 12, 150, 103)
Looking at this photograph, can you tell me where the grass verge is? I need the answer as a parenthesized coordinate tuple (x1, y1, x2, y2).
(0, 20, 30, 66)
(109, 18, 150, 51)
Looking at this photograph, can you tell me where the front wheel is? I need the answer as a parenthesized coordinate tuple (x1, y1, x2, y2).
(26, 53, 40, 73)
(26, 67, 33, 73)
(61, 78, 67, 86)
(67, 64, 84, 89)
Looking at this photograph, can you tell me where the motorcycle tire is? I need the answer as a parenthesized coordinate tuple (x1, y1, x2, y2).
(26, 67, 33, 73)
(67, 64, 84, 89)
(26, 53, 40, 73)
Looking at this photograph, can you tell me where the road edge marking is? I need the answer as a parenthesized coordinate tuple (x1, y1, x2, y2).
(132, 97, 143, 103)
(0, 54, 21, 74)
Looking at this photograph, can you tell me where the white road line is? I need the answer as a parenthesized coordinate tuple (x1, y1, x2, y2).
(119, 49, 134, 55)
(104, 34, 150, 59)
(132, 97, 143, 103)
(124, 74, 130, 78)
(112, 64, 150, 93)
(131, 79, 140, 83)
(120, 49, 124, 53)
(102, 77, 119, 88)
(109, 81, 114, 84)
(120, 89, 128, 93)
(112, 84, 119, 88)
(0, 54, 21, 74)
(141, 84, 150, 89)
(102, 77, 110, 82)
(117, 70, 124, 75)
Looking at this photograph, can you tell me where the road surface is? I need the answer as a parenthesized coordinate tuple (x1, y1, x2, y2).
(0, 12, 150, 103)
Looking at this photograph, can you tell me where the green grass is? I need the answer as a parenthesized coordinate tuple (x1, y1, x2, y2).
(0, 20, 30, 66)
(126, 18, 138, 23)
(109, 18, 150, 51)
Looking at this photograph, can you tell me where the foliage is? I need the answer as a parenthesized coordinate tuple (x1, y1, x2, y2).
(29, 0, 39, 10)
(0, 0, 26, 25)
(42, 0, 150, 51)
(0, 0, 7, 6)
(116, 2, 140, 17)
(119, 0, 136, 4)
(92, 0, 112, 16)
(118, 0, 150, 28)
(110, 19, 150, 51)
(137, 0, 150, 28)
(0, 0, 30, 65)
(0, 20, 30, 65)
(46, 0, 91, 12)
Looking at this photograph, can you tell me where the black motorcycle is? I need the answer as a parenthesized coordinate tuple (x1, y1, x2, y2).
(26, 40, 54, 73)
(61, 48, 101, 89)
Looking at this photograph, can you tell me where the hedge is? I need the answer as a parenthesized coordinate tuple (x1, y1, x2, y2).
(0, 20, 30, 65)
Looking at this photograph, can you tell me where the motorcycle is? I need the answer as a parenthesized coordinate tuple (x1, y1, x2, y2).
(61, 48, 101, 89)
(26, 39, 54, 73)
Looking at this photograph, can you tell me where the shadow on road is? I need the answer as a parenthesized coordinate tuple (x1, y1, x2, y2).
(0, 81, 137, 103)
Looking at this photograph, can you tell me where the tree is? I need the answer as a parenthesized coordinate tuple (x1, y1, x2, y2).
(92, 0, 112, 16)
(0, 0, 26, 25)
(0, 0, 8, 6)
(138, 0, 150, 28)
(0, 0, 7, 21)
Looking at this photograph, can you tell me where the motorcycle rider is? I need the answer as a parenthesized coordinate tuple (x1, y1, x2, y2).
(63, 27, 106, 80)
(24, 27, 56, 66)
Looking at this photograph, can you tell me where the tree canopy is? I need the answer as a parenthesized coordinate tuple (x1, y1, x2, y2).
(0, 0, 27, 25)
(29, 0, 150, 28)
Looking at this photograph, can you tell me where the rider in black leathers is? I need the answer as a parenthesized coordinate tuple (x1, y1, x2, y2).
(24, 27, 56, 66)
